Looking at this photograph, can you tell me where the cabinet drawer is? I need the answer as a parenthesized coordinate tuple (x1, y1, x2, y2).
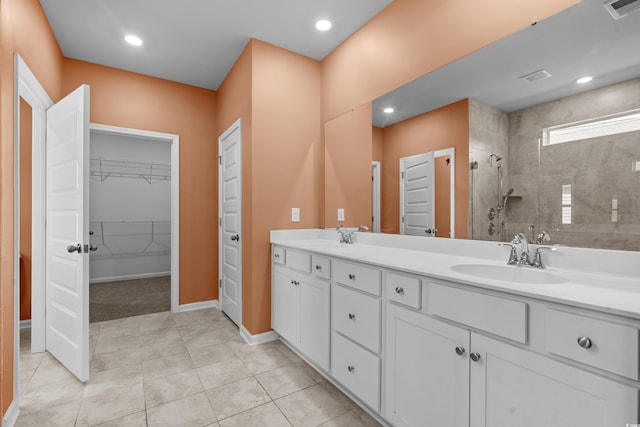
(386, 272, 421, 309)
(428, 283, 527, 344)
(286, 249, 311, 273)
(332, 332, 380, 411)
(546, 309, 639, 380)
(333, 260, 381, 296)
(312, 255, 330, 280)
(332, 284, 381, 353)
(273, 247, 285, 265)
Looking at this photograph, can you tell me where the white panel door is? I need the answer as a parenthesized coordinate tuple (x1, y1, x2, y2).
(219, 120, 242, 327)
(400, 152, 435, 236)
(45, 85, 90, 382)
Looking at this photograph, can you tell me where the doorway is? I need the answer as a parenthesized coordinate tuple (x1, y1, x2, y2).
(88, 129, 174, 322)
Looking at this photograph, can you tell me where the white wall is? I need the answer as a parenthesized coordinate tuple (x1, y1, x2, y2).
(89, 131, 171, 282)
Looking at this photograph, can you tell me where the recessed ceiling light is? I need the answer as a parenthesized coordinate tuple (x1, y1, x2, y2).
(576, 76, 593, 84)
(315, 19, 332, 32)
(383, 107, 394, 114)
(124, 34, 143, 46)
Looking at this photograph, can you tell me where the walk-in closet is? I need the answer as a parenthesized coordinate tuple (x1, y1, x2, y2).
(89, 130, 172, 322)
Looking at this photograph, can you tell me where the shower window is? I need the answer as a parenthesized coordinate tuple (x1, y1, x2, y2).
(543, 108, 640, 146)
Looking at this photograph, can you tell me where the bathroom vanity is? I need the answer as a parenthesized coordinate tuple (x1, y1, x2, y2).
(270, 229, 640, 427)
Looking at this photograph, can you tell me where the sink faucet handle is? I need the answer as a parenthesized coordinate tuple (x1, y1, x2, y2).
(532, 246, 557, 269)
(358, 225, 369, 232)
(498, 243, 519, 265)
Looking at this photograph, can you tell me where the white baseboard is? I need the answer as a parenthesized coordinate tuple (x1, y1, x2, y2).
(90, 271, 171, 284)
(240, 325, 279, 346)
(177, 299, 219, 313)
(19, 320, 31, 329)
(2, 400, 19, 427)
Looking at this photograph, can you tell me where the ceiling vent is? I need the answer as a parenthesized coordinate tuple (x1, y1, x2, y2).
(519, 69, 552, 84)
(604, 0, 640, 19)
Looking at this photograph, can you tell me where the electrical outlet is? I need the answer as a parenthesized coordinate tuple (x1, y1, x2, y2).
(291, 208, 300, 222)
(337, 208, 345, 221)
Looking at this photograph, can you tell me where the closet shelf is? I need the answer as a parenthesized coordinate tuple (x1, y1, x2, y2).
(90, 157, 171, 184)
(89, 220, 170, 258)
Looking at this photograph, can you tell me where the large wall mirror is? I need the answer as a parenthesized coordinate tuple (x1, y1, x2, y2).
(326, 0, 640, 251)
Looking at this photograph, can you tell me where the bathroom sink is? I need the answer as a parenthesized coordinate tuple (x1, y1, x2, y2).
(450, 264, 568, 284)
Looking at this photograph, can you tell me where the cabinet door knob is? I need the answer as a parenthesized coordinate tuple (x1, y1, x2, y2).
(470, 352, 481, 362)
(577, 336, 593, 349)
(347, 365, 355, 373)
(348, 313, 356, 320)
(455, 346, 465, 356)
(315, 265, 322, 270)
(290, 280, 295, 285)
(348, 273, 356, 280)
(395, 286, 404, 294)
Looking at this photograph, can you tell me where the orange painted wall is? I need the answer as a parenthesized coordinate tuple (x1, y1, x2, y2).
(324, 104, 373, 229)
(19, 98, 32, 321)
(62, 59, 218, 305)
(245, 40, 321, 334)
(381, 99, 469, 236)
(320, 0, 578, 122)
(0, 0, 63, 417)
(372, 126, 383, 162)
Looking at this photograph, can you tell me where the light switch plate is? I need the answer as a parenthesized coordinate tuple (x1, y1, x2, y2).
(337, 208, 345, 221)
(291, 208, 300, 222)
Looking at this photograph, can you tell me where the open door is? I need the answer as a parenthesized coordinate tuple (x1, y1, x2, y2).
(400, 152, 435, 237)
(45, 85, 90, 381)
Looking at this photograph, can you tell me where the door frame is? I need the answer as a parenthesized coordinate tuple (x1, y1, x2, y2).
(372, 161, 381, 233)
(89, 123, 180, 312)
(218, 118, 242, 325)
(14, 54, 53, 409)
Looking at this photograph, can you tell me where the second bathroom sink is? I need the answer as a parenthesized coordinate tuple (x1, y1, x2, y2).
(450, 263, 568, 285)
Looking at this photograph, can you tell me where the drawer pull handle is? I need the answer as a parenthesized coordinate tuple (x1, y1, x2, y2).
(455, 346, 465, 356)
(395, 286, 404, 294)
(347, 365, 355, 373)
(348, 313, 356, 320)
(315, 265, 322, 270)
(348, 273, 356, 280)
(577, 336, 593, 349)
(470, 352, 481, 362)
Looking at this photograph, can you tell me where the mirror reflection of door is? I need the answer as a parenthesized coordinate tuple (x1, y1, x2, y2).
(434, 155, 451, 238)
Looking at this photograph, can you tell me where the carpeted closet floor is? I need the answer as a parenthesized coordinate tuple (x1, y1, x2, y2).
(90, 276, 170, 323)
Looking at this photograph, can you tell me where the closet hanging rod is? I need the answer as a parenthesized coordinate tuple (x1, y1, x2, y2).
(90, 220, 170, 224)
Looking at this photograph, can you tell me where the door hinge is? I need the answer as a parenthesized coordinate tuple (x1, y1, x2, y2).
(401, 216, 405, 223)
(219, 279, 222, 288)
(218, 155, 222, 165)
(219, 217, 222, 226)
(401, 171, 405, 179)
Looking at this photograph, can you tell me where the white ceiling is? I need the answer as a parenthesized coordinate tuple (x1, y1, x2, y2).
(39, 0, 393, 90)
(373, 0, 640, 127)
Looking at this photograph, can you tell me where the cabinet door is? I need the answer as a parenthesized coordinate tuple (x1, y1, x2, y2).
(299, 276, 330, 371)
(272, 267, 298, 344)
(385, 303, 470, 427)
(470, 333, 639, 427)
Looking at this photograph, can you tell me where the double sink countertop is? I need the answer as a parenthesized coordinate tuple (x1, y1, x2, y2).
(271, 229, 640, 320)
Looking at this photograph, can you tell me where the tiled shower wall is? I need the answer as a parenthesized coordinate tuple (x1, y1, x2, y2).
(469, 99, 509, 241)
(506, 78, 640, 251)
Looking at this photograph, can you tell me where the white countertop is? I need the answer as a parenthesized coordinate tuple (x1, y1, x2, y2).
(271, 229, 640, 320)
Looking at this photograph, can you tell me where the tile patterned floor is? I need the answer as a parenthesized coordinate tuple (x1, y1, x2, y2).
(16, 308, 382, 427)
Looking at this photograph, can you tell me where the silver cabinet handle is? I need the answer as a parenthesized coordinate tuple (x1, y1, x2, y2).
(347, 365, 355, 373)
(455, 346, 465, 356)
(577, 336, 593, 349)
(66, 244, 82, 253)
(89, 245, 98, 252)
(315, 265, 322, 270)
(348, 313, 356, 320)
(395, 286, 404, 294)
(470, 352, 481, 362)
(348, 273, 356, 280)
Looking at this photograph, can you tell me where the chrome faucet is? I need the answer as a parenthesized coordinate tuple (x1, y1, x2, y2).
(512, 233, 531, 266)
(336, 225, 368, 244)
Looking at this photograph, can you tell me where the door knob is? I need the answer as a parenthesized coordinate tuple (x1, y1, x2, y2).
(470, 352, 481, 362)
(66, 244, 82, 253)
(230, 234, 240, 241)
(577, 336, 593, 349)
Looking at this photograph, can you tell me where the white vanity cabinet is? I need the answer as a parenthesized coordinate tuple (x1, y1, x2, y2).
(271, 248, 330, 371)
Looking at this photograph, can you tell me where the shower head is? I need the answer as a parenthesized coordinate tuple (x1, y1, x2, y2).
(489, 153, 503, 162)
